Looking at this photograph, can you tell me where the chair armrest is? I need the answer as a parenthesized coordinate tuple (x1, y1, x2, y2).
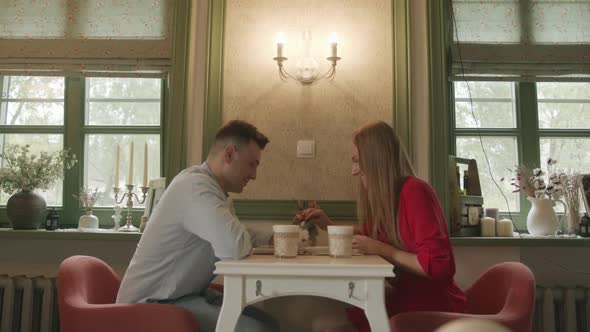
(63, 303, 198, 332)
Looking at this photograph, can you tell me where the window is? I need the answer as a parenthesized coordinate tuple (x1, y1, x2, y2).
(453, 81, 519, 214)
(84, 77, 162, 207)
(0, 75, 163, 226)
(452, 81, 590, 226)
(0, 76, 65, 205)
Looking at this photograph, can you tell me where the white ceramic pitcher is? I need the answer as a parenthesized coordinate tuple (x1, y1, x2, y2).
(526, 197, 566, 236)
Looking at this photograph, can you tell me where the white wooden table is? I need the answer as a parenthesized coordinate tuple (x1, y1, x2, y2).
(214, 254, 395, 332)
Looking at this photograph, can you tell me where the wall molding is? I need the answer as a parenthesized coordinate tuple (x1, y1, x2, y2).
(203, 0, 411, 220)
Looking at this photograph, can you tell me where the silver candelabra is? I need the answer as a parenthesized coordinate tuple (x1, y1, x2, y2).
(113, 184, 148, 232)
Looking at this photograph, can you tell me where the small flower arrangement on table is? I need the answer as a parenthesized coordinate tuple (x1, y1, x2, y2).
(293, 200, 320, 247)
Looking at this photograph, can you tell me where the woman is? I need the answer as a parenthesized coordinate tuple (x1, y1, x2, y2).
(296, 121, 466, 332)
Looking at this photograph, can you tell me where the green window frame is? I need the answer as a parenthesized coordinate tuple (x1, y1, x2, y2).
(0, 76, 169, 228)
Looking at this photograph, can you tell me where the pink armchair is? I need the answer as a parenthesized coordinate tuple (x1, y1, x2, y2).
(58, 255, 198, 332)
(390, 262, 535, 332)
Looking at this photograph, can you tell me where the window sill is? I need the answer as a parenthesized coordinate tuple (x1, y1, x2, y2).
(451, 236, 590, 247)
(0, 228, 141, 241)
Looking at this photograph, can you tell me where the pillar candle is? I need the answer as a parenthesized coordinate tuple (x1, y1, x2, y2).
(114, 144, 120, 187)
(142, 143, 148, 187)
(480, 217, 496, 237)
(497, 219, 514, 237)
(485, 207, 499, 220)
(128, 142, 134, 185)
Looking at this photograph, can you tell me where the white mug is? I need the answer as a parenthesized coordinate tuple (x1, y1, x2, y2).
(272, 225, 299, 258)
(327, 225, 353, 258)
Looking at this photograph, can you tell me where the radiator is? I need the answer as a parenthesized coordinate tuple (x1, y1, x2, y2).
(535, 286, 590, 332)
(0, 275, 58, 332)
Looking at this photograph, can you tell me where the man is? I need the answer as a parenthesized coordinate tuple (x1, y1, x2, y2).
(117, 120, 278, 332)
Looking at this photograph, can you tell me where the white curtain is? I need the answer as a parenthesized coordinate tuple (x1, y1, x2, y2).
(0, 0, 174, 77)
(450, 0, 590, 81)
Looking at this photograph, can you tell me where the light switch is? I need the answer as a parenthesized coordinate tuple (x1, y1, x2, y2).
(297, 140, 315, 158)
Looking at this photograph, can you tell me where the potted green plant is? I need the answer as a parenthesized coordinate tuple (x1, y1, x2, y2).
(0, 144, 77, 229)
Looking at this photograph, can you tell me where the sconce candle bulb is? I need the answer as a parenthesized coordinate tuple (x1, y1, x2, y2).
(276, 32, 286, 58)
(330, 32, 338, 58)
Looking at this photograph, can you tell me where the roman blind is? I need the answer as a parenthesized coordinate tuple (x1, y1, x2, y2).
(0, 0, 174, 77)
(450, 0, 590, 81)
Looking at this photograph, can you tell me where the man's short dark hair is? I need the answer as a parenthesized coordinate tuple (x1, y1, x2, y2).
(214, 120, 269, 150)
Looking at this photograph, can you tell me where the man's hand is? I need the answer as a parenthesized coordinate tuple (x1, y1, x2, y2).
(293, 208, 333, 230)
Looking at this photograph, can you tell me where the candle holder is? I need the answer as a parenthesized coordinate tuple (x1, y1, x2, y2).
(113, 184, 148, 232)
(273, 31, 341, 85)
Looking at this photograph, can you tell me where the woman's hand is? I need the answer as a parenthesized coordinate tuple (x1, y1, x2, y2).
(293, 208, 333, 230)
(352, 235, 385, 255)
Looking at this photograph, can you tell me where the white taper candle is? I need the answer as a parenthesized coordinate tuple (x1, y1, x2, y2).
(128, 142, 134, 185)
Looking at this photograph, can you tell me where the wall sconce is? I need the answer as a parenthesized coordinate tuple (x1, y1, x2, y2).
(273, 31, 341, 84)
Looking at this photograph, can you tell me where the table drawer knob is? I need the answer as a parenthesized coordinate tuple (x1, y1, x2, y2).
(348, 281, 355, 298)
(256, 280, 262, 296)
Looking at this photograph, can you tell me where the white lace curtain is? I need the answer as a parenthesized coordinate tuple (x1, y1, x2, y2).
(0, 0, 174, 77)
(450, 0, 590, 81)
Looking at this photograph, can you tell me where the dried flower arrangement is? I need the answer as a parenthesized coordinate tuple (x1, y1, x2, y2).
(504, 157, 565, 200)
(293, 200, 320, 246)
(561, 172, 583, 234)
(73, 187, 103, 212)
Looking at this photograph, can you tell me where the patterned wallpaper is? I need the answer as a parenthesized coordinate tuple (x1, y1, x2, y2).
(223, 0, 393, 201)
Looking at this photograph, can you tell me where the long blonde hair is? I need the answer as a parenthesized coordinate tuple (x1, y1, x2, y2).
(354, 121, 415, 248)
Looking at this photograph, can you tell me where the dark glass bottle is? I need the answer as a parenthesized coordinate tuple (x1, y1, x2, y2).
(45, 208, 59, 231)
(580, 213, 590, 237)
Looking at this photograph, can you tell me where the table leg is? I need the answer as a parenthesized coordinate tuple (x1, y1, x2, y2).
(364, 279, 389, 332)
(215, 275, 244, 332)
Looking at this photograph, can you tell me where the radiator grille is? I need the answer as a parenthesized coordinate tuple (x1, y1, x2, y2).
(535, 286, 590, 332)
(0, 275, 58, 332)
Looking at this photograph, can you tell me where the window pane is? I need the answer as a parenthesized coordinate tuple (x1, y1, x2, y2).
(540, 138, 590, 172)
(537, 83, 590, 129)
(87, 102, 160, 126)
(85, 134, 160, 207)
(4, 102, 64, 126)
(456, 136, 519, 213)
(455, 81, 513, 99)
(454, 82, 516, 128)
(87, 78, 161, 99)
(540, 137, 590, 212)
(1, 76, 65, 126)
(5, 76, 65, 99)
(0, 134, 64, 206)
(86, 78, 161, 126)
